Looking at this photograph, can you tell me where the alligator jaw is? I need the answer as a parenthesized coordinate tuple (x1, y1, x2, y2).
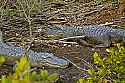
(37, 60, 69, 68)
(29, 52, 69, 68)
(41, 56, 70, 68)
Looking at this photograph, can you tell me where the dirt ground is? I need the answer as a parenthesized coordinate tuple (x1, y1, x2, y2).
(1, 1, 125, 83)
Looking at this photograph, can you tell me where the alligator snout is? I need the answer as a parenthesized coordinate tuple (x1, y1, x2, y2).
(29, 52, 70, 68)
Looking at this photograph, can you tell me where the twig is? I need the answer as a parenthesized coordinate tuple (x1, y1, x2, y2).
(20, 67, 37, 80)
(34, 39, 78, 45)
(17, 0, 30, 22)
(17, 0, 35, 56)
(0, 0, 8, 28)
(17, 0, 32, 38)
(0, 0, 8, 11)
(99, 22, 114, 26)
(58, 35, 86, 41)
(63, 56, 88, 72)
(75, 57, 94, 69)
(83, 6, 105, 16)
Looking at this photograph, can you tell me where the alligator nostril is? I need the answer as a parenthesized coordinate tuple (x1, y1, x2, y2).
(67, 62, 73, 68)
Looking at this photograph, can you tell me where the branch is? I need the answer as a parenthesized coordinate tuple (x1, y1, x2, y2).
(58, 35, 86, 41)
(34, 40, 78, 45)
(75, 57, 94, 70)
(20, 67, 37, 80)
(62, 56, 88, 72)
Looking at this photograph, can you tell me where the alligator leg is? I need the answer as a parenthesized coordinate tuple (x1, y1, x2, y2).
(95, 31, 124, 48)
(76, 39, 111, 48)
(78, 34, 112, 48)
(76, 39, 94, 47)
(94, 43, 111, 48)
(94, 35, 112, 48)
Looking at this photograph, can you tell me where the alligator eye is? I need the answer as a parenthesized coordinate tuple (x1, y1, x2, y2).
(43, 56, 52, 60)
(47, 56, 53, 59)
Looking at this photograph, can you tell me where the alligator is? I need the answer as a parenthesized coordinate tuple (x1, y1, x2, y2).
(0, 31, 69, 68)
(47, 25, 125, 47)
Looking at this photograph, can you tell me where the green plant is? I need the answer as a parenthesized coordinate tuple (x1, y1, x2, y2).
(31, 69, 59, 83)
(0, 55, 59, 83)
(78, 44, 125, 83)
(0, 55, 5, 66)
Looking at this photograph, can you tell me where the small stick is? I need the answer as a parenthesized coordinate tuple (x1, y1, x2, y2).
(59, 35, 86, 41)
(75, 57, 94, 69)
(34, 40, 78, 45)
(99, 22, 114, 26)
(63, 56, 88, 72)
(20, 67, 37, 80)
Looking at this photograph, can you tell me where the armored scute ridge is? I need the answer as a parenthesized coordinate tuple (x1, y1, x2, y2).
(47, 25, 125, 47)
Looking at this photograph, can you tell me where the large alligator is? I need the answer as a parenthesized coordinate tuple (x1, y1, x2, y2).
(47, 25, 125, 47)
(0, 31, 69, 68)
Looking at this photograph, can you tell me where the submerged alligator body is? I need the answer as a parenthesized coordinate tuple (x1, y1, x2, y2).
(47, 25, 125, 47)
(0, 31, 69, 68)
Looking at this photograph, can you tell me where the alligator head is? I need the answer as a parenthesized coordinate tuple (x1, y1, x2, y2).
(29, 51, 69, 68)
(0, 41, 69, 68)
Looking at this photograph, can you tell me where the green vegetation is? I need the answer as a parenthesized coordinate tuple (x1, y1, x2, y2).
(77, 44, 125, 83)
(0, 0, 124, 83)
(1, 44, 125, 83)
(0, 55, 59, 83)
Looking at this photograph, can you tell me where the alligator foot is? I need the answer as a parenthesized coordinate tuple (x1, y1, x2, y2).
(94, 44, 110, 48)
(76, 39, 94, 47)
(76, 39, 111, 48)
